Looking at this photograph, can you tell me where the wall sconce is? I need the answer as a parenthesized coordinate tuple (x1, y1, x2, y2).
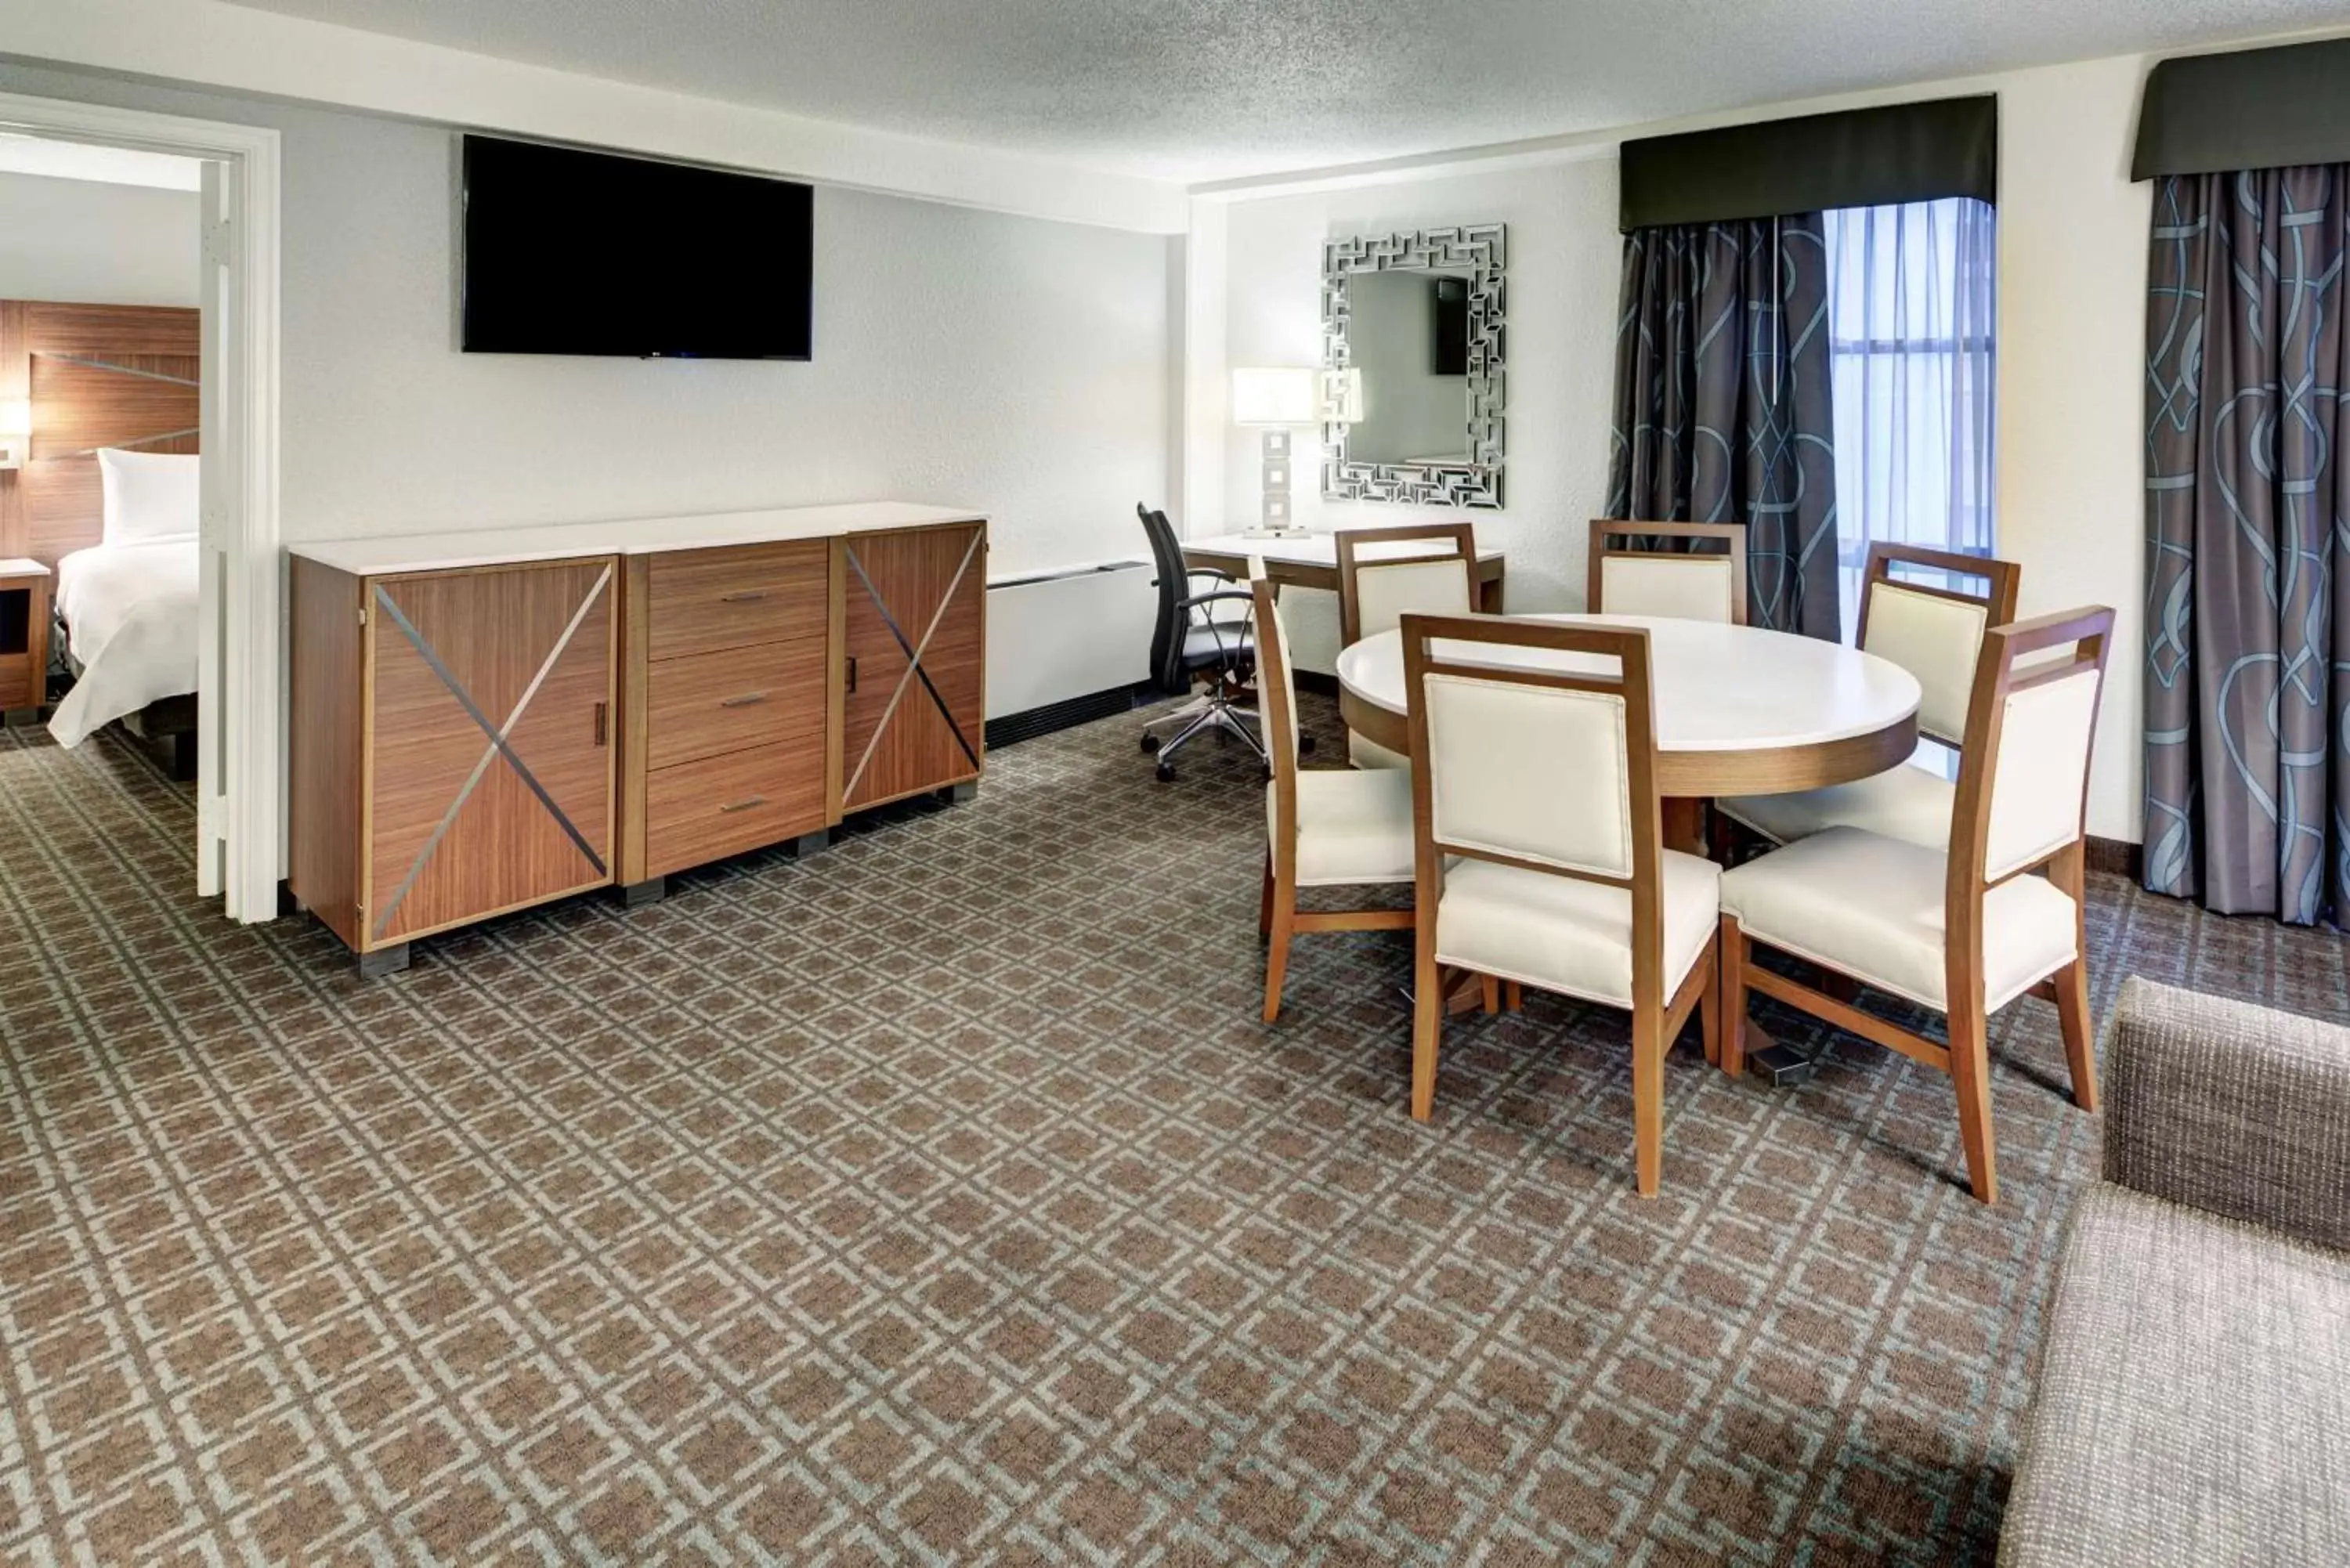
(0, 400, 27, 471)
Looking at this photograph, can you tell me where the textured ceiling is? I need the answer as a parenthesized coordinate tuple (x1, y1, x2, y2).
(222, 0, 2337, 182)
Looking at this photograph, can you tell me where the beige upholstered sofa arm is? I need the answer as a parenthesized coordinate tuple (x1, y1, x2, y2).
(2102, 976, 2350, 1254)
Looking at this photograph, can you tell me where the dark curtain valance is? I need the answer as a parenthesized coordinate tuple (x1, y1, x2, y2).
(2132, 38, 2350, 180)
(1617, 96, 1995, 232)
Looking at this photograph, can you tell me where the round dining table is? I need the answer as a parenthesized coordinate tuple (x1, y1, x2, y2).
(1336, 613, 1924, 847)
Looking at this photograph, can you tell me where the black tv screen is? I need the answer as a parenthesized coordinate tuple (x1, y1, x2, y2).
(461, 135, 813, 359)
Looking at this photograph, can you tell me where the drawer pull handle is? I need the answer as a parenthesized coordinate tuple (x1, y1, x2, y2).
(721, 589, 770, 604)
(719, 692, 768, 709)
(719, 796, 768, 815)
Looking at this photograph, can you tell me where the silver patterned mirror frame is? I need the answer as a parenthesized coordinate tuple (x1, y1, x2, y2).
(1321, 223, 1506, 508)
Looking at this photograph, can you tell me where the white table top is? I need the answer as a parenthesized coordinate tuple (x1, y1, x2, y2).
(1337, 613, 1922, 754)
(0, 557, 51, 578)
(289, 500, 985, 576)
(1185, 530, 1505, 566)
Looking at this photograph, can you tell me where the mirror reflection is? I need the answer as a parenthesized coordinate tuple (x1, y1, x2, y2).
(1345, 269, 1474, 467)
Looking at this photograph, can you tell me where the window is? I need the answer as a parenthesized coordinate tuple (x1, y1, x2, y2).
(1821, 198, 1998, 636)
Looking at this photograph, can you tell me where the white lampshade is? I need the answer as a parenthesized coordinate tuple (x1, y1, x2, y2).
(0, 399, 27, 437)
(1231, 367, 1318, 428)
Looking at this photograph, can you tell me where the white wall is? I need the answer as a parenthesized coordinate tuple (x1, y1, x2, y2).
(1202, 55, 2160, 842)
(1220, 158, 1621, 676)
(0, 170, 199, 306)
(1991, 55, 2151, 846)
(0, 61, 1174, 583)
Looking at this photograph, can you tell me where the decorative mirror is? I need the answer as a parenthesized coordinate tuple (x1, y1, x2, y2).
(1321, 224, 1506, 508)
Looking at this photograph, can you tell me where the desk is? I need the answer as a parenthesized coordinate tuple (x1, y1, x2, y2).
(1337, 613, 1920, 840)
(1184, 531, 1506, 612)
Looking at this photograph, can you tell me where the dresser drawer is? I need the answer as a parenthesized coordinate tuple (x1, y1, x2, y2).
(644, 737, 826, 876)
(646, 540, 830, 661)
(645, 638, 826, 771)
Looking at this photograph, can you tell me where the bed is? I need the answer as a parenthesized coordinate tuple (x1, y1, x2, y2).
(51, 533, 201, 766)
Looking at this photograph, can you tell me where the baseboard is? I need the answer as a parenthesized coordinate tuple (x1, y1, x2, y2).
(985, 685, 1153, 750)
(2085, 836, 2142, 879)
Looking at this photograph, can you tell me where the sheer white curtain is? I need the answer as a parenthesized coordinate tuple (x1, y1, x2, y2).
(1821, 197, 1998, 634)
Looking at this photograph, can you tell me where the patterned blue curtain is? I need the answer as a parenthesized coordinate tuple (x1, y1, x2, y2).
(1606, 215, 1842, 641)
(2143, 167, 2349, 927)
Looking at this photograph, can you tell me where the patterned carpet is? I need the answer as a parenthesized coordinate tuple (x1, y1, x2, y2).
(2, 703, 2344, 1566)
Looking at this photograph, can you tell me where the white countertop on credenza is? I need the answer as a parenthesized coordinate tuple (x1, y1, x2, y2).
(287, 500, 987, 577)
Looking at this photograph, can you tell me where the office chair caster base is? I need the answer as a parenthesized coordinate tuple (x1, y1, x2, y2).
(1141, 734, 1162, 753)
(1155, 762, 1177, 782)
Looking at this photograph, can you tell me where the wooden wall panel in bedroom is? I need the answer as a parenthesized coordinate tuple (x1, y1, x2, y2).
(0, 300, 201, 569)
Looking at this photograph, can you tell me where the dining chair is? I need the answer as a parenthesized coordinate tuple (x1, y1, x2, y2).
(1716, 606, 2115, 1205)
(1719, 542, 2023, 851)
(1400, 613, 1721, 1196)
(1256, 578, 1416, 1024)
(1336, 523, 1480, 771)
(1587, 520, 1747, 624)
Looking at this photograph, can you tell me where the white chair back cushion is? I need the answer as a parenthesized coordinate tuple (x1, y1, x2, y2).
(1354, 557, 1472, 642)
(1598, 555, 1736, 623)
(1864, 583, 1990, 744)
(1983, 667, 2100, 880)
(1423, 671, 1632, 879)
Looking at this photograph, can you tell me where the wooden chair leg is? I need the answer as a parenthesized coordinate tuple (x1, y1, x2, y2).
(1504, 981, 1524, 1013)
(2053, 959, 2099, 1111)
(2045, 842, 2099, 1112)
(1262, 885, 1296, 1024)
(1820, 970, 1859, 1004)
(1410, 941, 1444, 1120)
(1632, 1006, 1664, 1198)
(1480, 974, 1500, 1014)
(1717, 915, 1749, 1077)
(1699, 951, 1721, 1068)
(1945, 992, 1998, 1205)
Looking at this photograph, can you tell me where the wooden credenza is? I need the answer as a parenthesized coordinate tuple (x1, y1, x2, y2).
(289, 504, 986, 975)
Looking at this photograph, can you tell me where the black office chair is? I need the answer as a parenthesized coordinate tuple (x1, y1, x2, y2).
(1135, 503, 1272, 781)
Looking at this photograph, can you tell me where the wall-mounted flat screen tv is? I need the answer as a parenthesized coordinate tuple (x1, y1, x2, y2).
(461, 135, 814, 359)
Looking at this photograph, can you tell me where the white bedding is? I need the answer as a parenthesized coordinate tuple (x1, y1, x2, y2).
(49, 538, 200, 748)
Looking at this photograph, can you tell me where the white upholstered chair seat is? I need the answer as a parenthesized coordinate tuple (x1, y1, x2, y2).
(1719, 827, 2077, 1013)
(1271, 768, 1417, 887)
(1435, 850, 1720, 1009)
(1348, 732, 1411, 771)
(1718, 758, 1956, 851)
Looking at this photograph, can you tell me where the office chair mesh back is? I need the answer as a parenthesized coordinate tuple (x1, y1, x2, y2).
(1137, 505, 1192, 694)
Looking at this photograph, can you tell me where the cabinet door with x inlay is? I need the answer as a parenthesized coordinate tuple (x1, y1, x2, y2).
(363, 557, 617, 948)
(838, 522, 986, 814)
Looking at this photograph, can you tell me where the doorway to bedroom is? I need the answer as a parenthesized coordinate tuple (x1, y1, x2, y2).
(0, 136, 205, 798)
(0, 92, 281, 924)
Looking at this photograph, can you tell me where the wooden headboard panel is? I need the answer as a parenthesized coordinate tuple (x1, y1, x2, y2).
(0, 301, 200, 571)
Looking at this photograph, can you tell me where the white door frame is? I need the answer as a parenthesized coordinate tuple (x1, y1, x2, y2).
(0, 90, 281, 923)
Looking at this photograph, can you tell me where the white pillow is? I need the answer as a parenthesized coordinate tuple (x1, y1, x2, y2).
(98, 449, 200, 546)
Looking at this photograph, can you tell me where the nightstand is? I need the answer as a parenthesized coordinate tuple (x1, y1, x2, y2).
(0, 558, 52, 725)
